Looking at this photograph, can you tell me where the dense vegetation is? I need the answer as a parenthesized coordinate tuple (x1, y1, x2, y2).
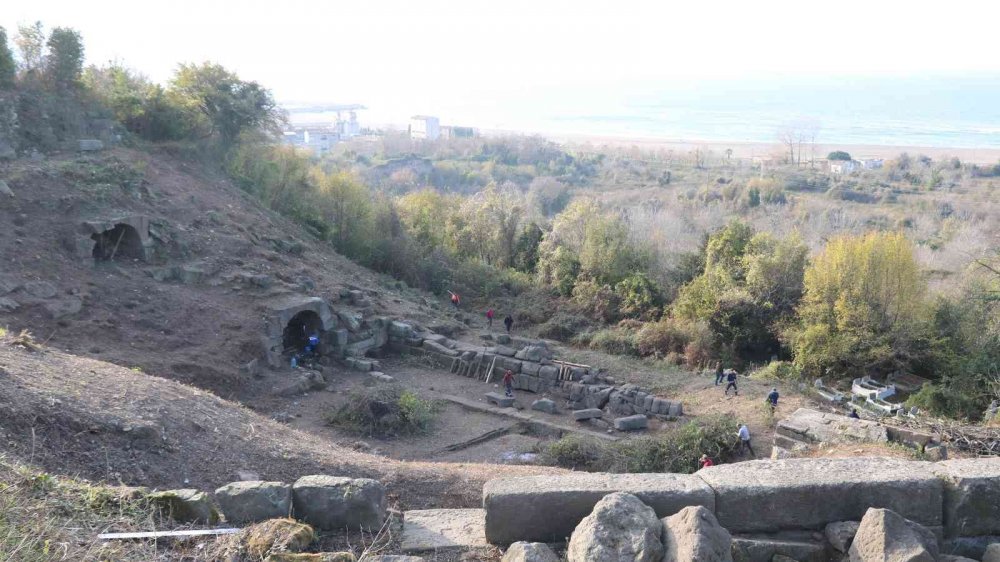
(2, 24, 998, 421)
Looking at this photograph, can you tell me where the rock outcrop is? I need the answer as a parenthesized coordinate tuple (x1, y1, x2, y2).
(848, 508, 939, 562)
(501, 541, 560, 562)
(661, 505, 732, 562)
(566, 492, 664, 562)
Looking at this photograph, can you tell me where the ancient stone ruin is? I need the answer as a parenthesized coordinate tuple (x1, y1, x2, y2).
(74, 215, 154, 264)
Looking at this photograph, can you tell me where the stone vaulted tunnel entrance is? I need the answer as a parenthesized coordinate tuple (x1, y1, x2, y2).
(91, 223, 144, 262)
(282, 310, 324, 354)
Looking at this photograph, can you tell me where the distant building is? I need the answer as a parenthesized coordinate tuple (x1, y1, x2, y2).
(830, 160, 860, 174)
(858, 158, 884, 170)
(440, 125, 478, 140)
(409, 115, 441, 140)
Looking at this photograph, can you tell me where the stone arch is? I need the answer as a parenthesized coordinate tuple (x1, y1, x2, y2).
(91, 223, 144, 261)
(282, 310, 324, 353)
(262, 296, 337, 367)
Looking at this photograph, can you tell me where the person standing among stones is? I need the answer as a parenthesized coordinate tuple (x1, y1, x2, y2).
(503, 314, 514, 333)
(714, 362, 724, 385)
(448, 291, 460, 309)
(502, 369, 515, 397)
(486, 308, 495, 328)
(737, 423, 755, 457)
(724, 369, 739, 396)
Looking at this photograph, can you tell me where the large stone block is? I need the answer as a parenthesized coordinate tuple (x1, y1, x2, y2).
(215, 481, 292, 524)
(614, 414, 648, 431)
(932, 458, 1000, 537)
(483, 473, 715, 544)
(573, 409, 603, 421)
(149, 489, 220, 524)
(291, 476, 386, 531)
(401, 508, 488, 553)
(730, 532, 827, 562)
(538, 365, 559, 381)
(698, 458, 942, 533)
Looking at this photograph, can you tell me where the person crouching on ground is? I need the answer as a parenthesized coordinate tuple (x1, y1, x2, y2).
(503, 369, 515, 397)
(699, 454, 714, 469)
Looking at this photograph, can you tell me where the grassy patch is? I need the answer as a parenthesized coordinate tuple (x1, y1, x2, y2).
(326, 385, 442, 438)
(539, 414, 739, 473)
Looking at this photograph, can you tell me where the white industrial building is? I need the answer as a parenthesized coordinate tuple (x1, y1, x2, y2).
(409, 115, 441, 140)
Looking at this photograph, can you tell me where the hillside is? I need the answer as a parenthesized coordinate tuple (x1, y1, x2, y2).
(0, 147, 459, 398)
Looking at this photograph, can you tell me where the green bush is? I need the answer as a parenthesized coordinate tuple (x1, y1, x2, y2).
(326, 386, 441, 438)
(540, 414, 738, 473)
(536, 313, 592, 341)
(751, 361, 802, 381)
(635, 317, 713, 366)
(587, 327, 639, 356)
(905, 384, 982, 421)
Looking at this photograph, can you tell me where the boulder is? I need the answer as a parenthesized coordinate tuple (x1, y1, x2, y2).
(848, 507, 939, 562)
(0, 180, 12, 197)
(515, 345, 552, 363)
(825, 521, 860, 553)
(496, 346, 517, 357)
(502, 542, 560, 562)
(0, 297, 19, 312)
(614, 414, 648, 431)
(78, 139, 104, 151)
(23, 281, 57, 299)
(538, 365, 559, 380)
(668, 401, 683, 417)
(661, 505, 733, 562)
(241, 518, 314, 558)
(215, 481, 292, 524)
(932, 457, 1000, 537)
(265, 554, 355, 562)
(486, 392, 516, 408)
(44, 297, 82, 319)
(149, 489, 219, 523)
(531, 399, 557, 414)
(698, 458, 942, 532)
(984, 544, 1000, 562)
(939, 555, 978, 562)
(567, 492, 664, 562)
(573, 409, 603, 421)
(291, 476, 386, 531)
(484, 473, 715, 544)
(730, 533, 827, 562)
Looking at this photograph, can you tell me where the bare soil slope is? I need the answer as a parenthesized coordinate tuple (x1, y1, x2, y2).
(0, 147, 455, 399)
(0, 339, 558, 508)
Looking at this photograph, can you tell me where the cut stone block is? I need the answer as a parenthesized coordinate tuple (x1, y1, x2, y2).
(401, 508, 489, 553)
(730, 532, 828, 562)
(291, 476, 386, 531)
(573, 409, 603, 421)
(214, 481, 292, 524)
(486, 392, 515, 408)
(932, 457, 1000, 537)
(483, 473, 715, 545)
(614, 414, 648, 431)
(531, 399, 557, 414)
(698, 458, 942, 533)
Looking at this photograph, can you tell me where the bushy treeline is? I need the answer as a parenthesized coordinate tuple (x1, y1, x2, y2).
(0, 22, 282, 155)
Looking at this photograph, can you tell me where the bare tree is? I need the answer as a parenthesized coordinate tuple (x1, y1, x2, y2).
(778, 119, 821, 167)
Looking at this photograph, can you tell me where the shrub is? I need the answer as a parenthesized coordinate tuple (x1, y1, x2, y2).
(326, 386, 441, 438)
(614, 273, 663, 320)
(536, 312, 591, 341)
(540, 414, 738, 473)
(587, 327, 639, 356)
(751, 361, 802, 381)
(572, 279, 621, 323)
(636, 317, 712, 364)
(905, 384, 981, 421)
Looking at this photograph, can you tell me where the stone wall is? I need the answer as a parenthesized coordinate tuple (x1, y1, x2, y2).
(482, 457, 1000, 554)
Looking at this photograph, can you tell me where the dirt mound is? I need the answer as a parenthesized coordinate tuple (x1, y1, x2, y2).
(0, 341, 558, 508)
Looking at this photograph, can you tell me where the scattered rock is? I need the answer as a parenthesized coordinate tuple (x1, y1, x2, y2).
(78, 139, 104, 151)
(573, 408, 603, 421)
(515, 345, 552, 363)
(502, 541, 560, 562)
(369, 372, 395, 383)
(530, 399, 557, 414)
(215, 481, 292, 524)
(241, 518, 314, 558)
(291, 476, 386, 531)
(0, 297, 19, 312)
(567, 492, 664, 562)
(661, 505, 732, 562)
(23, 281, 57, 299)
(0, 276, 19, 294)
(44, 297, 82, 319)
(983, 544, 1000, 562)
(825, 521, 859, 553)
(241, 359, 262, 378)
(265, 553, 356, 562)
(940, 555, 979, 562)
(360, 556, 425, 562)
(274, 371, 326, 396)
(148, 489, 220, 523)
(0, 180, 12, 198)
(848, 508, 938, 562)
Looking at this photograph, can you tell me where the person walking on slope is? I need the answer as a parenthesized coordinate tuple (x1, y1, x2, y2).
(724, 369, 739, 396)
(503, 314, 514, 333)
(737, 423, 755, 457)
(448, 291, 460, 309)
(715, 362, 725, 386)
(486, 308, 495, 328)
(502, 369, 515, 397)
(766, 387, 779, 412)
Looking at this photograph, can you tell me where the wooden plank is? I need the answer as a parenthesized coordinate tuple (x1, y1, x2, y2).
(484, 356, 498, 384)
(99, 528, 241, 540)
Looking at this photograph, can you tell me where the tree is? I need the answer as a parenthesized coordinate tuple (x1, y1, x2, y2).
(0, 27, 15, 89)
(15, 22, 45, 75)
(169, 62, 283, 147)
(790, 232, 928, 378)
(827, 151, 852, 161)
(45, 27, 83, 90)
(310, 170, 374, 257)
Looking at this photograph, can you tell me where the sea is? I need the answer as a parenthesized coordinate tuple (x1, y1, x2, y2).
(287, 74, 1000, 150)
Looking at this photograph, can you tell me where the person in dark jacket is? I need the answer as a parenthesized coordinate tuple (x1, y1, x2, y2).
(766, 387, 779, 411)
(503, 314, 514, 333)
(715, 362, 725, 385)
(849, 408, 861, 419)
(724, 369, 739, 396)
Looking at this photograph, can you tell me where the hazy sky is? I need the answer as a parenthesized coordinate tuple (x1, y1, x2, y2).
(5, 0, 1000, 129)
